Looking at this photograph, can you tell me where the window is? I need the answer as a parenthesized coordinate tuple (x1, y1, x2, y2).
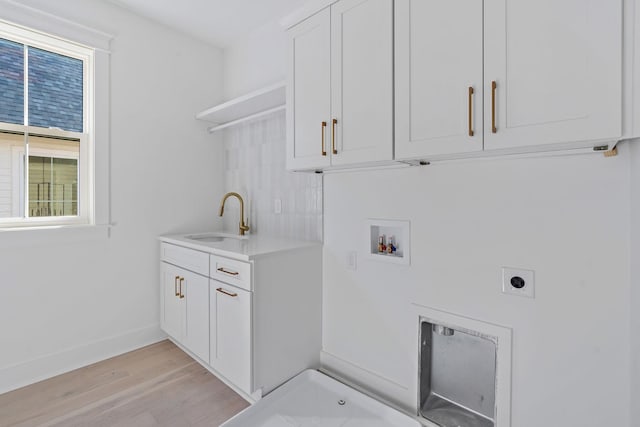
(0, 21, 93, 228)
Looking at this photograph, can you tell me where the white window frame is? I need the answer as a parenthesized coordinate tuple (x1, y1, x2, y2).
(0, 19, 97, 229)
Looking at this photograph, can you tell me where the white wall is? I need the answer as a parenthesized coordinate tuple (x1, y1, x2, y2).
(631, 141, 640, 424)
(0, 0, 225, 393)
(322, 149, 631, 427)
(222, 20, 287, 99)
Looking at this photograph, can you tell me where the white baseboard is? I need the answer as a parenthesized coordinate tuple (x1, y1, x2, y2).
(0, 324, 166, 394)
(320, 350, 416, 415)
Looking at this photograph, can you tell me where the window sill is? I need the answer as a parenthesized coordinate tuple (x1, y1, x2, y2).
(0, 223, 111, 249)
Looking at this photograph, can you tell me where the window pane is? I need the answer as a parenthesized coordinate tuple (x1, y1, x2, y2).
(0, 131, 24, 218)
(28, 47, 83, 132)
(0, 38, 24, 125)
(28, 136, 79, 217)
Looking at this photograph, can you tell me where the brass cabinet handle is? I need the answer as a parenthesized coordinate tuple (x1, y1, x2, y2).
(217, 267, 239, 276)
(179, 277, 185, 299)
(216, 287, 238, 298)
(174, 276, 180, 296)
(491, 80, 497, 133)
(331, 118, 338, 155)
(468, 86, 474, 137)
(321, 121, 327, 156)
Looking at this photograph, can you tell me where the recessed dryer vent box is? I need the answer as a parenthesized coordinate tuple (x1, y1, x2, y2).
(419, 319, 497, 427)
(366, 219, 410, 265)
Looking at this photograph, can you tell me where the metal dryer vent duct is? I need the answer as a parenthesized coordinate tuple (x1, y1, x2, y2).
(432, 324, 455, 336)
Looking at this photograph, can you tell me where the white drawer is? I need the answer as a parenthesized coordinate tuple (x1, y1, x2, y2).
(161, 243, 209, 276)
(210, 254, 251, 291)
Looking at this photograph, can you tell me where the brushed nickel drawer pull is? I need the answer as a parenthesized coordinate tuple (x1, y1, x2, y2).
(216, 287, 238, 297)
(179, 277, 185, 299)
(217, 267, 239, 276)
(174, 276, 180, 296)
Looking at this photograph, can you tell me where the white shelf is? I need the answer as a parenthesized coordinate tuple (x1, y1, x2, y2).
(196, 81, 286, 133)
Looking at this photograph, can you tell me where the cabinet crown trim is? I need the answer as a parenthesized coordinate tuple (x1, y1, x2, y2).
(280, 0, 338, 29)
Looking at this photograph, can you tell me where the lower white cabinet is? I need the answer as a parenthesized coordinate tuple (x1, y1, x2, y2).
(160, 262, 209, 363)
(161, 263, 182, 340)
(210, 280, 252, 394)
(159, 239, 322, 400)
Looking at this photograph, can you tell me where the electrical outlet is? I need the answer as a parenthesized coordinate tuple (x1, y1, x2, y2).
(501, 267, 535, 298)
(346, 251, 357, 271)
(274, 199, 282, 214)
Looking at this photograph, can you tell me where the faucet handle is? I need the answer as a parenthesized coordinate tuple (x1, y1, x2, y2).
(239, 218, 250, 234)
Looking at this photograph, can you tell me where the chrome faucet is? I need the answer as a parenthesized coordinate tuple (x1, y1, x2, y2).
(219, 192, 250, 236)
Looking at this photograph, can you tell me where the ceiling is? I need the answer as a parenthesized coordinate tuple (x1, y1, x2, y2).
(109, 0, 304, 48)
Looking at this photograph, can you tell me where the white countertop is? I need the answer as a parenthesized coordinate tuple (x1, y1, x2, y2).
(159, 232, 321, 261)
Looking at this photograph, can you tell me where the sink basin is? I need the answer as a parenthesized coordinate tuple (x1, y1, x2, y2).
(184, 232, 248, 243)
(188, 235, 224, 242)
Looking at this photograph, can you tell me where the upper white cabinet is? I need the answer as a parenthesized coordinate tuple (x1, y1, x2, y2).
(484, 0, 622, 150)
(395, 0, 623, 160)
(624, 0, 640, 139)
(286, 9, 331, 170)
(287, 0, 393, 171)
(330, 0, 394, 166)
(395, 0, 484, 158)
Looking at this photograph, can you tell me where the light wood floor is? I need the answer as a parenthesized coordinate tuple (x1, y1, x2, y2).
(0, 340, 249, 427)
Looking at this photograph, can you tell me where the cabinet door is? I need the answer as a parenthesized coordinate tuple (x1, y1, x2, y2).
(182, 270, 209, 363)
(395, 0, 483, 159)
(484, 0, 622, 150)
(330, 0, 393, 166)
(210, 280, 252, 395)
(160, 263, 182, 341)
(286, 8, 332, 171)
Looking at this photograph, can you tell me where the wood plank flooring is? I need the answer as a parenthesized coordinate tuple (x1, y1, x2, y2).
(0, 340, 249, 427)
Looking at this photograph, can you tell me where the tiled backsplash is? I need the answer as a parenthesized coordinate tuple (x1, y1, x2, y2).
(222, 110, 323, 241)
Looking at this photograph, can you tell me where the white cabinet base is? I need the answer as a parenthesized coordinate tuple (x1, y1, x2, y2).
(160, 239, 322, 400)
(160, 262, 209, 363)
